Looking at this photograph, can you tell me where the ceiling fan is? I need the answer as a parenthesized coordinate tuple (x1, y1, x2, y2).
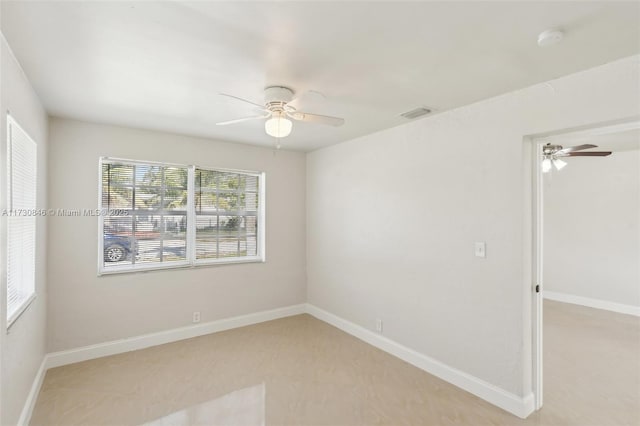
(541, 143, 611, 173)
(216, 86, 345, 139)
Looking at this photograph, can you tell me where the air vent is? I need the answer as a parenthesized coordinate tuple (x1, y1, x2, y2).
(400, 107, 432, 120)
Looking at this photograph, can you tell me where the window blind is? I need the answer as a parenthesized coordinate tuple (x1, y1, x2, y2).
(101, 160, 189, 270)
(195, 169, 259, 260)
(99, 158, 263, 274)
(7, 116, 37, 325)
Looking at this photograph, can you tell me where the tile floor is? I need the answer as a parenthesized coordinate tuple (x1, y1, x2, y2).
(30, 301, 640, 425)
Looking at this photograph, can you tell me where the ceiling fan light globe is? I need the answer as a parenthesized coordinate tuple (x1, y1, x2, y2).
(265, 115, 293, 138)
(552, 158, 567, 171)
(541, 158, 552, 173)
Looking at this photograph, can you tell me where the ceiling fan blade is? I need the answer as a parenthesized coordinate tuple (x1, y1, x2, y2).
(219, 93, 265, 109)
(287, 97, 302, 110)
(555, 144, 598, 155)
(216, 115, 269, 126)
(287, 90, 326, 110)
(287, 111, 344, 127)
(564, 151, 612, 157)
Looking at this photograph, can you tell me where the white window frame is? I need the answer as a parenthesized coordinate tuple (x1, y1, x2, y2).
(6, 115, 38, 327)
(98, 157, 265, 275)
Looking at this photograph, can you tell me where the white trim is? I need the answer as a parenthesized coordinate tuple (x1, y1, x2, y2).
(97, 157, 105, 274)
(45, 304, 306, 369)
(99, 260, 192, 276)
(305, 304, 535, 419)
(100, 157, 193, 170)
(193, 256, 264, 267)
(532, 137, 546, 410)
(99, 257, 264, 276)
(97, 158, 266, 275)
(187, 165, 196, 263)
(530, 118, 640, 411)
(103, 156, 264, 177)
(18, 304, 305, 423)
(17, 356, 47, 426)
(23, 303, 536, 421)
(7, 292, 36, 329)
(258, 172, 266, 262)
(541, 119, 640, 141)
(544, 291, 640, 317)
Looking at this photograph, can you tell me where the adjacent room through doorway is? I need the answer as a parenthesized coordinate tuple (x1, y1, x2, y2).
(538, 124, 640, 425)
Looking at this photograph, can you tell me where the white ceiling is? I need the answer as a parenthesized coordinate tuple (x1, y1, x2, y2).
(2, 1, 639, 151)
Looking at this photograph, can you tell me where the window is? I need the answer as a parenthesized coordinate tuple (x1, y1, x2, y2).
(194, 169, 260, 261)
(6, 116, 37, 325)
(99, 158, 264, 274)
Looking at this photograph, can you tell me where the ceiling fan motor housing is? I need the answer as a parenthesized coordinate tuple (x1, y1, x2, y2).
(542, 143, 563, 155)
(264, 86, 294, 109)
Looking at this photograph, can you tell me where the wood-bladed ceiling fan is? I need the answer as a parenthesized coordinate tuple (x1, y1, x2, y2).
(542, 143, 611, 173)
(216, 86, 345, 139)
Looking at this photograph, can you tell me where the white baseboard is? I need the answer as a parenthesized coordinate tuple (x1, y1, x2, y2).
(305, 303, 534, 419)
(19, 304, 305, 424)
(17, 356, 48, 426)
(544, 291, 640, 317)
(25, 302, 534, 423)
(45, 304, 306, 369)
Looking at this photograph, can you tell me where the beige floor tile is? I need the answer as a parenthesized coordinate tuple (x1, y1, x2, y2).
(30, 303, 640, 426)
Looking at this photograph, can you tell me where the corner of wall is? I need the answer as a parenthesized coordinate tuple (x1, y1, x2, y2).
(0, 32, 49, 426)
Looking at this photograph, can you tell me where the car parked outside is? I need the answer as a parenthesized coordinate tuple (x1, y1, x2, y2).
(104, 234, 135, 262)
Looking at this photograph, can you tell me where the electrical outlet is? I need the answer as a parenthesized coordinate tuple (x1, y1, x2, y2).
(192, 311, 201, 323)
(376, 319, 383, 333)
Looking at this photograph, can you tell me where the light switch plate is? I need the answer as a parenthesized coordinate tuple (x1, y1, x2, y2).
(475, 242, 486, 258)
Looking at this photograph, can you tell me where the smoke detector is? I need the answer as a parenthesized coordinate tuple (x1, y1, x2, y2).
(537, 29, 564, 47)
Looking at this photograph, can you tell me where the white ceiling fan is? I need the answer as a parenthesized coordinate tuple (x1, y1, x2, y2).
(216, 86, 345, 138)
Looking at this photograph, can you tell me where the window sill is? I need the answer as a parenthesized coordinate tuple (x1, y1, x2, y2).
(7, 292, 37, 331)
(98, 256, 264, 276)
(194, 256, 264, 267)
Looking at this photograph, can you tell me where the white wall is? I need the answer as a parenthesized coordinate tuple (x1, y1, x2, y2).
(306, 55, 640, 398)
(46, 118, 306, 352)
(0, 35, 49, 425)
(544, 148, 640, 307)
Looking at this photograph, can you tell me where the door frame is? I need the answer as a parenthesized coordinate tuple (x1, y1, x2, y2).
(530, 118, 640, 411)
(531, 136, 545, 410)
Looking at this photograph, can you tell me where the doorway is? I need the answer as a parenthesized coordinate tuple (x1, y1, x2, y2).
(531, 120, 640, 415)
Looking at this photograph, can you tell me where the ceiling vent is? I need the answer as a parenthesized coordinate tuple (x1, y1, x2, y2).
(400, 107, 432, 120)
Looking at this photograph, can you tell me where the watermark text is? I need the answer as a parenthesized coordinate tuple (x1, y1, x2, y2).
(2, 209, 129, 217)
